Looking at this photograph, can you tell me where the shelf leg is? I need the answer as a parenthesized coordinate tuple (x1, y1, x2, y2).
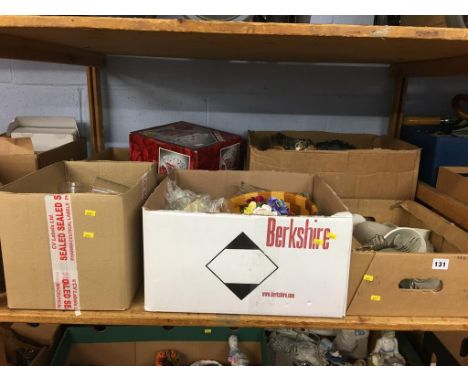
(388, 75, 408, 138)
(86, 66, 105, 153)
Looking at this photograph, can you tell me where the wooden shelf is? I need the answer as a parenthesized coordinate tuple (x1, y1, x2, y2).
(0, 16, 467, 331)
(0, 16, 468, 75)
(1, 290, 468, 331)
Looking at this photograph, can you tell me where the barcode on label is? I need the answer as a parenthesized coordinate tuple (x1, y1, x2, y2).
(432, 258, 449, 270)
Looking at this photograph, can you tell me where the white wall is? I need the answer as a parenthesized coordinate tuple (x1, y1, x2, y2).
(0, 56, 467, 148)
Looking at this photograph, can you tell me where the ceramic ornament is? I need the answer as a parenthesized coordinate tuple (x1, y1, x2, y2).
(369, 331, 405, 366)
(333, 330, 369, 360)
(228, 335, 250, 366)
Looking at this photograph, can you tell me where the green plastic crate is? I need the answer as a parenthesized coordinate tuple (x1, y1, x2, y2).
(50, 325, 269, 366)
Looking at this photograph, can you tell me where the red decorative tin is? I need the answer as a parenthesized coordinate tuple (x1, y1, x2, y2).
(130, 121, 243, 174)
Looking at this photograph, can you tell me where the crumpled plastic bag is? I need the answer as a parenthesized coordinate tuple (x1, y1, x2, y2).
(165, 178, 228, 213)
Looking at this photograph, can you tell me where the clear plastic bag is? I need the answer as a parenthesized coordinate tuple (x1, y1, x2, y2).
(165, 178, 228, 213)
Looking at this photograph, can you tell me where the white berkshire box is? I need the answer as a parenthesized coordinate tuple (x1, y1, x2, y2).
(143, 170, 353, 318)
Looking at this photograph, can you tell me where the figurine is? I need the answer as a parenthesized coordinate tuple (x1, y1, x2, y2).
(228, 335, 249, 366)
(369, 331, 405, 366)
(155, 349, 181, 366)
(333, 330, 369, 360)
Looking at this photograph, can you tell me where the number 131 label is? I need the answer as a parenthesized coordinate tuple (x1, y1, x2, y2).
(432, 258, 449, 270)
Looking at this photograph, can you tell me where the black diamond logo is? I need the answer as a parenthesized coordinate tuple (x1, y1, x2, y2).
(206, 232, 278, 300)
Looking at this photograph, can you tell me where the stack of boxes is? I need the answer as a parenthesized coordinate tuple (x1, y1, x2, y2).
(0, 120, 467, 326)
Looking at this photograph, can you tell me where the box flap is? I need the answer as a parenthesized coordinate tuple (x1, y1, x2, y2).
(7, 116, 78, 135)
(0, 137, 34, 154)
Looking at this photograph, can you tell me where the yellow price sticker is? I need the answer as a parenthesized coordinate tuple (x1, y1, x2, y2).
(85, 209, 96, 217)
(370, 295, 381, 302)
(83, 232, 95, 239)
(204, 329, 212, 334)
(363, 274, 374, 282)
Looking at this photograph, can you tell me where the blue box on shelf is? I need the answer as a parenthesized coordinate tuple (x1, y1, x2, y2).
(400, 125, 468, 186)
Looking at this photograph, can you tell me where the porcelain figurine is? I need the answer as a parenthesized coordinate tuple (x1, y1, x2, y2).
(333, 330, 369, 360)
(369, 331, 405, 366)
(228, 335, 249, 366)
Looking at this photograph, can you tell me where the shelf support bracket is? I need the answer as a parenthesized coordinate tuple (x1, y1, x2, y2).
(387, 74, 408, 138)
(86, 66, 105, 153)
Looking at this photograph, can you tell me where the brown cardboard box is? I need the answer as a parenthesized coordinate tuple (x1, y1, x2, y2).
(0, 325, 58, 366)
(346, 199, 468, 316)
(87, 147, 130, 161)
(248, 131, 420, 199)
(0, 137, 87, 184)
(0, 161, 157, 310)
(436, 167, 468, 205)
(431, 332, 468, 366)
(11, 323, 62, 346)
(64, 340, 262, 366)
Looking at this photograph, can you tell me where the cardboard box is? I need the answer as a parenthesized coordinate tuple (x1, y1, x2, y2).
(248, 131, 420, 199)
(436, 166, 468, 205)
(346, 199, 468, 316)
(0, 325, 53, 366)
(11, 323, 62, 346)
(423, 331, 468, 366)
(144, 170, 353, 318)
(87, 147, 130, 161)
(51, 326, 268, 366)
(7, 117, 79, 152)
(0, 161, 157, 310)
(0, 136, 87, 184)
(130, 121, 243, 173)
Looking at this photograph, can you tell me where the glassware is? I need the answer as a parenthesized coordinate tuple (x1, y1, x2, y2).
(58, 181, 90, 194)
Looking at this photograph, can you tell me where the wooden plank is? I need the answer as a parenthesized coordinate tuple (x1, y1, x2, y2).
(387, 75, 408, 138)
(0, 32, 104, 67)
(86, 67, 105, 153)
(416, 181, 468, 231)
(1, 291, 468, 331)
(0, 16, 468, 64)
(392, 55, 468, 77)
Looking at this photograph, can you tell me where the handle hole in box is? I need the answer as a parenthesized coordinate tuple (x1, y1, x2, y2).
(398, 278, 443, 292)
